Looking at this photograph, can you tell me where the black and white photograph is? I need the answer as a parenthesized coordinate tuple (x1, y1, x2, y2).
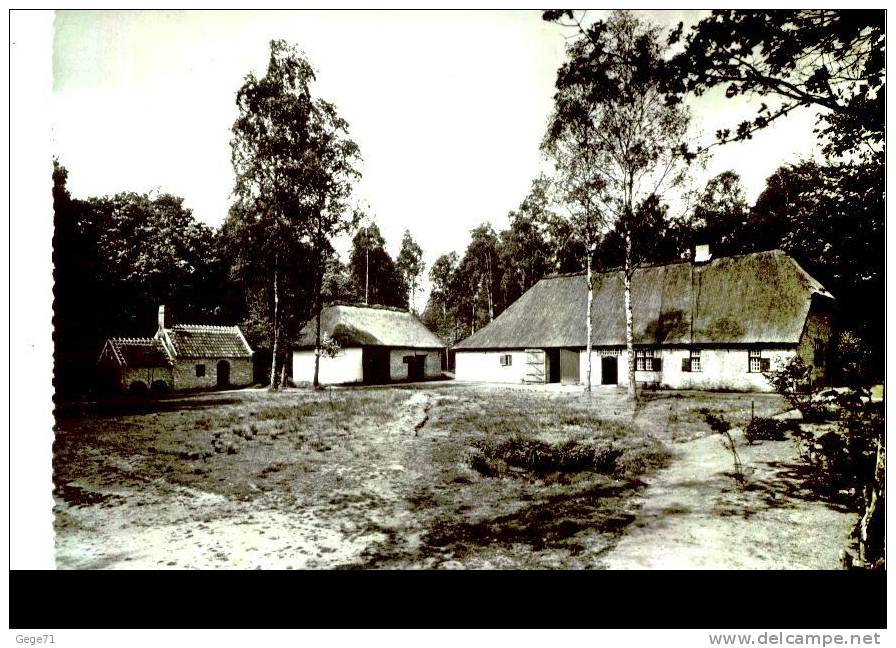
(10, 6, 887, 589)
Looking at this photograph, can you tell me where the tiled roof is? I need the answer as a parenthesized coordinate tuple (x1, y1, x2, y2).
(163, 325, 253, 358)
(106, 338, 173, 368)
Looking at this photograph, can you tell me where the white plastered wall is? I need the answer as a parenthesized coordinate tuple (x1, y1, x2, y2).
(454, 350, 528, 383)
(292, 347, 363, 385)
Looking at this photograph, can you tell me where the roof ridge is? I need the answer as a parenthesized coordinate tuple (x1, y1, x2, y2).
(327, 301, 410, 313)
(169, 324, 239, 331)
(110, 337, 159, 345)
(540, 248, 786, 281)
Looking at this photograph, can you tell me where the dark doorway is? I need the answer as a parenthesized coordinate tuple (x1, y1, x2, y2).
(404, 355, 425, 382)
(546, 349, 561, 383)
(217, 360, 231, 387)
(363, 347, 391, 384)
(601, 356, 618, 385)
(560, 349, 580, 384)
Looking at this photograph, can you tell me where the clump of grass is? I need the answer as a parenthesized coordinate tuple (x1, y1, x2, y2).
(259, 462, 286, 478)
(466, 435, 621, 477)
(308, 437, 332, 452)
(744, 417, 800, 444)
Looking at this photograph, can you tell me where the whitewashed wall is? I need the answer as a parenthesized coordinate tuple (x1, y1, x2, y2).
(292, 348, 363, 385)
(455, 350, 528, 383)
(388, 349, 443, 380)
(580, 347, 795, 392)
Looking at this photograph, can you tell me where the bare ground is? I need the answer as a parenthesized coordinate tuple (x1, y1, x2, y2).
(599, 430, 857, 569)
(53, 384, 856, 569)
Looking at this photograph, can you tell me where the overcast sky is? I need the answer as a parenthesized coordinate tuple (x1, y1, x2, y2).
(51, 9, 824, 302)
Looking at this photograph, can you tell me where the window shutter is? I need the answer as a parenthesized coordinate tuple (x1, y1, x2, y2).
(653, 357, 662, 371)
(681, 358, 690, 372)
(760, 358, 771, 372)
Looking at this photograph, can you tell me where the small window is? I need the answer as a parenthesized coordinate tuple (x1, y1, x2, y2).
(500, 354, 513, 367)
(195, 364, 206, 377)
(814, 339, 826, 366)
(636, 349, 657, 371)
(690, 349, 701, 373)
(748, 349, 762, 373)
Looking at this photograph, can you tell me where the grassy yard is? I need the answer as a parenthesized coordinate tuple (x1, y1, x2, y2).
(54, 384, 798, 569)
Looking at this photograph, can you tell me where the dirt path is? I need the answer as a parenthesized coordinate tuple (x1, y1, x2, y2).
(55, 390, 434, 569)
(599, 429, 857, 569)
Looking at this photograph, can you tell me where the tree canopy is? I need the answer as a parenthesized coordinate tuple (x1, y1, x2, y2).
(348, 222, 407, 309)
(396, 229, 424, 313)
(667, 10, 884, 162)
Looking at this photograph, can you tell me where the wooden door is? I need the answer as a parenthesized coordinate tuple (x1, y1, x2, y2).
(524, 349, 546, 384)
(560, 349, 580, 384)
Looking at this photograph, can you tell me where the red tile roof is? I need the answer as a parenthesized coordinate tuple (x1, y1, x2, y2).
(105, 338, 173, 368)
(163, 325, 253, 358)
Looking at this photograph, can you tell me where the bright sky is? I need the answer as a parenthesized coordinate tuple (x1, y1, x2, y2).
(51, 9, 825, 301)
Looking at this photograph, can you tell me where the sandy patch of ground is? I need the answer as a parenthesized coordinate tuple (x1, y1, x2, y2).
(600, 429, 857, 569)
(55, 390, 434, 569)
(54, 386, 855, 569)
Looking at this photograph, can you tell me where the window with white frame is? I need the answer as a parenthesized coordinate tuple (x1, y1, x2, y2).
(635, 348, 657, 371)
(749, 349, 762, 373)
(689, 349, 701, 372)
(814, 339, 826, 366)
(500, 354, 513, 367)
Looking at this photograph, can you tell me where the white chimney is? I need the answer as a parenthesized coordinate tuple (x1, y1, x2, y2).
(158, 305, 166, 331)
(694, 244, 712, 264)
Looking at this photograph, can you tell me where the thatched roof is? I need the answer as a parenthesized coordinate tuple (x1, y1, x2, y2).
(163, 325, 253, 359)
(295, 304, 446, 349)
(454, 250, 833, 350)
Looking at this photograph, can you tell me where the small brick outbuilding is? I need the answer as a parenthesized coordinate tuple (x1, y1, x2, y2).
(97, 306, 253, 394)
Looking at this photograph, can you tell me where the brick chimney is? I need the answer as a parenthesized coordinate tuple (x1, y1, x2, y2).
(158, 305, 166, 331)
(694, 244, 712, 264)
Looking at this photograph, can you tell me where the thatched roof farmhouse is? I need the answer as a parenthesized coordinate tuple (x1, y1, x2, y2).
(292, 303, 446, 385)
(453, 249, 834, 391)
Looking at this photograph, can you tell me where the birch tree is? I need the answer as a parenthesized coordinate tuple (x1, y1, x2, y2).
(543, 10, 693, 398)
(231, 40, 360, 389)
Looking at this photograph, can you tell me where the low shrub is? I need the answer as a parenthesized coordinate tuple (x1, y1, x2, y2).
(465, 435, 621, 477)
(744, 417, 800, 444)
(701, 411, 744, 487)
(793, 403, 882, 505)
(464, 448, 498, 477)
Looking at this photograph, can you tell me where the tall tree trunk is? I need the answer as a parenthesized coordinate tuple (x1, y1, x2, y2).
(270, 255, 280, 389)
(584, 248, 594, 394)
(470, 295, 476, 335)
(365, 232, 369, 305)
(624, 230, 636, 398)
(858, 438, 885, 565)
(486, 256, 494, 321)
(312, 236, 323, 389)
